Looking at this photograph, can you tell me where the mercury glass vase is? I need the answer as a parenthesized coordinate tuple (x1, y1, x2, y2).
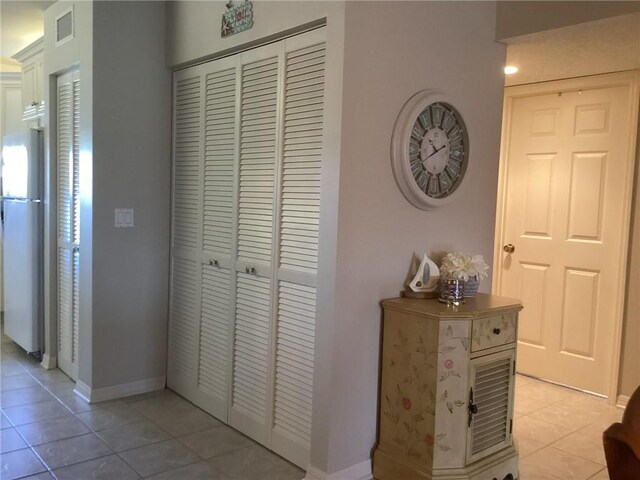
(438, 278, 465, 305)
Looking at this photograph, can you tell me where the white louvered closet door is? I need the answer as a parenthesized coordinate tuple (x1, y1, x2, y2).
(272, 31, 326, 467)
(56, 70, 80, 381)
(168, 28, 327, 469)
(168, 68, 205, 397)
(195, 56, 240, 421)
(229, 42, 281, 444)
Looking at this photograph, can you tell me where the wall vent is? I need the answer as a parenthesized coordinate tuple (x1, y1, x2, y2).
(56, 7, 74, 46)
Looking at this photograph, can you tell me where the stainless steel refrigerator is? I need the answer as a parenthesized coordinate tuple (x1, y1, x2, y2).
(1, 129, 43, 354)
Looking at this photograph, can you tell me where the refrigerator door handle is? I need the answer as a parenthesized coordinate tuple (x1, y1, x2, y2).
(1, 197, 41, 203)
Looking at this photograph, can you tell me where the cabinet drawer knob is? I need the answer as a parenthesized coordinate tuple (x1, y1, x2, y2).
(493, 328, 501, 335)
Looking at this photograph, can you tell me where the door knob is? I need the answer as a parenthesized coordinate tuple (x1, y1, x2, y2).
(503, 244, 515, 253)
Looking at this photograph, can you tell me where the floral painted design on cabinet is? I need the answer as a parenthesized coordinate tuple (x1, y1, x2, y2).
(379, 313, 470, 469)
(471, 313, 516, 352)
(433, 321, 471, 468)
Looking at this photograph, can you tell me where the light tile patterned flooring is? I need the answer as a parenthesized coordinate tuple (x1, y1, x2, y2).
(1, 330, 623, 479)
(0, 332, 304, 480)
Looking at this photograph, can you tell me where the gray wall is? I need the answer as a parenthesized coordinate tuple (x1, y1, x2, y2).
(44, 0, 171, 392)
(44, 0, 94, 383)
(91, 1, 171, 389)
(496, 1, 640, 40)
(324, 1, 506, 473)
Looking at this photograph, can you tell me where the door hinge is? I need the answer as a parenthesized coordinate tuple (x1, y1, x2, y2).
(510, 418, 513, 434)
(512, 359, 516, 375)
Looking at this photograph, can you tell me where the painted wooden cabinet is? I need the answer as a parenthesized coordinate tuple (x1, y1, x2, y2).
(373, 294, 522, 480)
(12, 37, 44, 124)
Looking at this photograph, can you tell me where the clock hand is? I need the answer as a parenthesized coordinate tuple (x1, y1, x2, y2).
(423, 144, 447, 161)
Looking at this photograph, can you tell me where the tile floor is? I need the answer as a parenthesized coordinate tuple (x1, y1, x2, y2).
(0, 332, 304, 480)
(1, 330, 623, 480)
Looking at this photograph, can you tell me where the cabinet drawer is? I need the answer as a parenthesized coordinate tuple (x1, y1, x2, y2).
(471, 314, 516, 352)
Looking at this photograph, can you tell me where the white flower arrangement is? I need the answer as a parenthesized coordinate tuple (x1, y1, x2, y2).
(440, 252, 489, 282)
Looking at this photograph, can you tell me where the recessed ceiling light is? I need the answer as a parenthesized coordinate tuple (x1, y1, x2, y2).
(504, 66, 519, 75)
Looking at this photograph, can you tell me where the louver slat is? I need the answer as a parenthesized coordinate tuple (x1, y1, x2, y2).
(273, 281, 317, 447)
(204, 68, 236, 255)
(237, 57, 278, 264)
(280, 43, 325, 274)
(169, 258, 198, 379)
(471, 357, 512, 456)
(174, 76, 201, 250)
(198, 265, 230, 400)
(233, 273, 271, 421)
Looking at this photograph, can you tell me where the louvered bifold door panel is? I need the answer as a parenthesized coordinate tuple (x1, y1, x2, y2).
(193, 60, 239, 422)
(203, 67, 237, 257)
(230, 272, 272, 443)
(467, 349, 515, 463)
(272, 35, 326, 469)
(279, 42, 325, 275)
(169, 257, 199, 383)
(237, 55, 278, 265)
(168, 71, 203, 396)
(56, 70, 80, 381)
(197, 263, 231, 419)
(173, 75, 202, 253)
(230, 48, 280, 444)
(271, 281, 316, 465)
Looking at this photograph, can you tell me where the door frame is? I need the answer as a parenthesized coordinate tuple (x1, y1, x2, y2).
(492, 70, 640, 402)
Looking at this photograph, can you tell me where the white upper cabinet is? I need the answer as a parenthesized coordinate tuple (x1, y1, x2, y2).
(12, 37, 45, 122)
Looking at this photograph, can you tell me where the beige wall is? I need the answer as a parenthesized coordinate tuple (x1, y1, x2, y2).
(496, 1, 640, 40)
(502, 14, 640, 398)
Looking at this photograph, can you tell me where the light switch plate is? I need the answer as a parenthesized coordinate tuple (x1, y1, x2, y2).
(115, 208, 134, 228)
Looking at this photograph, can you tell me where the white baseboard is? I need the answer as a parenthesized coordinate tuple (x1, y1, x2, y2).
(73, 376, 166, 403)
(305, 460, 372, 480)
(74, 380, 91, 402)
(617, 394, 630, 409)
(40, 353, 57, 370)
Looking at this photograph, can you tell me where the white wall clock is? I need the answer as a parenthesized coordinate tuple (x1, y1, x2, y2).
(391, 90, 470, 209)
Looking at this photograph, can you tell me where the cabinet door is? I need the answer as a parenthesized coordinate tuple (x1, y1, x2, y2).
(466, 349, 515, 463)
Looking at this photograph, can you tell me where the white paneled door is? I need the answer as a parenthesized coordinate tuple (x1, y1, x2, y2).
(56, 69, 80, 381)
(495, 72, 639, 396)
(168, 29, 326, 468)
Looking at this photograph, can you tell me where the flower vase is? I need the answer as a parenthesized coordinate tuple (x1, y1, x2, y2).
(463, 276, 480, 298)
(438, 279, 465, 305)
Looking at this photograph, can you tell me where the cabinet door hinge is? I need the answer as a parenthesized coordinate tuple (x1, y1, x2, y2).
(510, 419, 513, 434)
(512, 359, 516, 375)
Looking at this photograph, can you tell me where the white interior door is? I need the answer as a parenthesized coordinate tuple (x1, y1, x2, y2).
(56, 69, 80, 380)
(495, 72, 639, 396)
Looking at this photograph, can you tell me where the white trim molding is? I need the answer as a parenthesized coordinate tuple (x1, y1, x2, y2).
(617, 394, 630, 409)
(73, 376, 166, 403)
(305, 460, 373, 480)
(40, 353, 57, 370)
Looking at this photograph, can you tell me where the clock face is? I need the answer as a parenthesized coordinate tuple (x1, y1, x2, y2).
(391, 91, 471, 209)
(408, 102, 468, 199)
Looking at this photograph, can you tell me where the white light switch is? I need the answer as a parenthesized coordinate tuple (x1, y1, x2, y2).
(115, 208, 134, 228)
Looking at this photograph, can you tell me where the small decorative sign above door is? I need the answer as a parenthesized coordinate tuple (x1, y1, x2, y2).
(221, 0, 254, 38)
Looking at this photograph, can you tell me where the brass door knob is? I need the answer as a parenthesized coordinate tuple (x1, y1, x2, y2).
(503, 244, 515, 253)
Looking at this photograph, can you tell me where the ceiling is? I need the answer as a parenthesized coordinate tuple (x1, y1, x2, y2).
(1, 1, 55, 70)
